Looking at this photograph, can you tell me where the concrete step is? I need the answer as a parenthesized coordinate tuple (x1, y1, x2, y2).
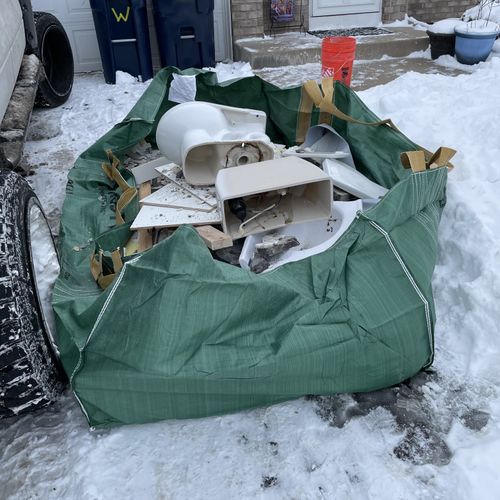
(234, 28, 430, 69)
(255, 57, 467, 91)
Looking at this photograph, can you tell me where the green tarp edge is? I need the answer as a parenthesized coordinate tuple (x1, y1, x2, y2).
(53, 68, 446, 427)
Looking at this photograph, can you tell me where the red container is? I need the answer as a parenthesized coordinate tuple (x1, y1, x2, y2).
(321, 36, 356, 86)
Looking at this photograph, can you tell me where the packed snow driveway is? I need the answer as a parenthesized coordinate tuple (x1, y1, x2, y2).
(2, 58, 500, 499)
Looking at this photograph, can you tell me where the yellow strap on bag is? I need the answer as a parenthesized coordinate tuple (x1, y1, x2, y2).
(401, 147, 456, 173)
(303, 79, 456, 172)
(296, 84, 316, 144)
(90, 248, 123, 290)
(427, 147, 456, 169)
(90, 150, 136, 289)
(303, 78, 397, 129)
(400, 150, 427, 173)
(90, 248, 124, 290)
(102, 149, 138, 225)
(318, 77, 335, 125)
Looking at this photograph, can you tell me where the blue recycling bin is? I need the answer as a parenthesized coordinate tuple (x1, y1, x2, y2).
(152, 0, 215, 70)
(90, 0, 153, 84)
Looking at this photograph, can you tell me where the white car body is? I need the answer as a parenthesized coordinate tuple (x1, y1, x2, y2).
(0, 0, 26, 124)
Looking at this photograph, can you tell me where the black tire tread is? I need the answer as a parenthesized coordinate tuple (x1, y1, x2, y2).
(33, 12, 74, 108)
(0, 170, 64, 418)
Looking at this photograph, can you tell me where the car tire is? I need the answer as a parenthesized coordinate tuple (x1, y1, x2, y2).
(0, 170, 66, 418)
(33, 12, 74, 108)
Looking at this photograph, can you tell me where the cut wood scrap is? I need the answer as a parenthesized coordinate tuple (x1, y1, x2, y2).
(131, 157, 170, 184)
(138, 180, 152, 202)
(195, 225, 233, 251)
(126, 229, 155, 255)
(124, 233, 151, 256)
(124, 231, 139, 256)
(141, 182, 216, 212)
(155, 163, 217, 208)
(138, 228, 154, 252)
(131, 205, 221, 230)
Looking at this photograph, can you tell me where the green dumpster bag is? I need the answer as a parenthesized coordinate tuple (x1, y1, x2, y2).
(53, 68, 447, 428)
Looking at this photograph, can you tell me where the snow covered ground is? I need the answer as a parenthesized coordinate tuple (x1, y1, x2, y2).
(2, 55, 500, 499)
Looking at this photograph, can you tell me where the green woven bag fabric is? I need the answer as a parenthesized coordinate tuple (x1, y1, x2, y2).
(53, 68, 446, 427)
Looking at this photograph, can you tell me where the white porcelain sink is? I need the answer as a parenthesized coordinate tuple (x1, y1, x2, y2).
(239, 199, 363, 272)
(155, 101, 274, 186)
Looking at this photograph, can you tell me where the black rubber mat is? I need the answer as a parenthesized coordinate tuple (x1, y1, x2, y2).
(309, 27, 392, 38)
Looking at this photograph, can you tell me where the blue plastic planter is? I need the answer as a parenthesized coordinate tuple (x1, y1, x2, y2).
(454, 27, 499, 65)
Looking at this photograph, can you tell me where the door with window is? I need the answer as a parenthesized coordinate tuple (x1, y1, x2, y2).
(312, 0, 381, 17)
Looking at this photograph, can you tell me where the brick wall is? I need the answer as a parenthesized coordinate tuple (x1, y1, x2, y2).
(231, 0, 265, 39)
(231, 0, 309, 40)
(263, 0, 309, 34)
(406, 0, 476, 23)
(382, 0, 409, 22)
(383, 0, 476, 22)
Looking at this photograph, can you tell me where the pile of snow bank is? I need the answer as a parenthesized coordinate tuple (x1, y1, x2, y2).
(456, 19, 500, 34)
(115, 70, 146, 84)
(362, 58, 500, 381)
(205, 61, 255, 83)
(463, 0, 500, 25)
(382, 14, 430, 30)
(428, 18, 466, 34)
(352, 56, 500, 499)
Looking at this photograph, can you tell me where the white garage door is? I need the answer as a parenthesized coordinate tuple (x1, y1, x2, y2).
(31, 0, 232, 73)
(31, 0, 100, 72)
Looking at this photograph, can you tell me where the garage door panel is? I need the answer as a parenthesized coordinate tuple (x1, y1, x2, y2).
(31, 0, 60, 12)
(32, 0, 94, 20)
(67, 0, 94, 15)
(70, 27, 102, 71)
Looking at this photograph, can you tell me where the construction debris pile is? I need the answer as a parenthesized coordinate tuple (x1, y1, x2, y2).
(121, 100, 391, 274)
(55, 69, 455, 426)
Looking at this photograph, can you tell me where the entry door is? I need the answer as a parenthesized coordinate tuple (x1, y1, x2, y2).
(312, 0, 381, 17)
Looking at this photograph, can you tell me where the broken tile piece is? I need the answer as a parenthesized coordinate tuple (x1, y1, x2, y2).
(131, 157, 169, 184)
(141, 182, 215, 212)
(155, 163, 217, 208)
(131, 205, 221, 230)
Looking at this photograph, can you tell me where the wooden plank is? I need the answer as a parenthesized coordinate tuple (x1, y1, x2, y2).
(138, 180, 152, 201)
(195, 225, 233, 251)
(138, 228, 154, 252)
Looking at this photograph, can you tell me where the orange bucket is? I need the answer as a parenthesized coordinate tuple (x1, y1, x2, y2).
(321, 36, 356, 86)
